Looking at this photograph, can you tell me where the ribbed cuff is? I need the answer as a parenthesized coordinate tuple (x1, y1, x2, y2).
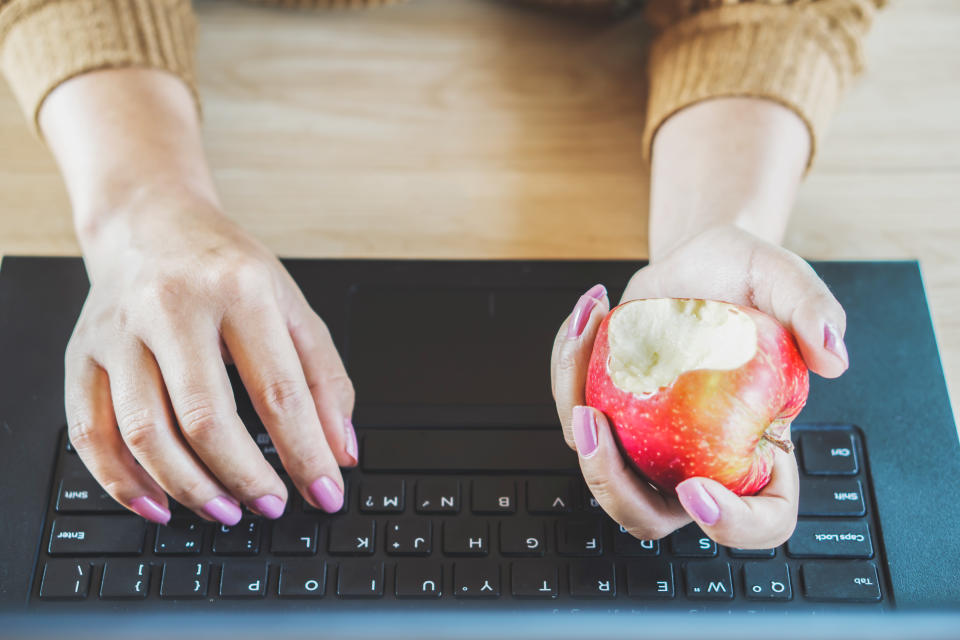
(0, 0, 198, 137)
(643, 3, 859, 170)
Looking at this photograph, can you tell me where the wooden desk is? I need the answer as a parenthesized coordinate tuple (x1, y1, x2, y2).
(1, 0, 957, 424)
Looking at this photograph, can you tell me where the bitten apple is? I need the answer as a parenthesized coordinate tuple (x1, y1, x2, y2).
(585, 298, 808, 496)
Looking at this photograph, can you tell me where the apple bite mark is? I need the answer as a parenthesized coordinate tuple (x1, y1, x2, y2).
(585, 299, 809, 497)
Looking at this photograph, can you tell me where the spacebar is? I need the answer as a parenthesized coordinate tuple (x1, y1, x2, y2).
(361, 429, 579, 473)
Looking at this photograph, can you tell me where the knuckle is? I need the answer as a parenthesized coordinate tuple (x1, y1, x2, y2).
(211, 257, 272, 300)
(117, 407, 161, 451)
(67, 419, 99, 454)
(256, 378, 307, 420)
(177, 397, 223, 443)
(140, 274, 192, 312)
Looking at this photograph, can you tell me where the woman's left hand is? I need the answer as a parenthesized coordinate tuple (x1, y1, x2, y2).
(549, 224, 849, 548)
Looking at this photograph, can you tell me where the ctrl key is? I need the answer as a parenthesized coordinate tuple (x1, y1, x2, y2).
(802, 562, 881, 602)
(40, 561, 92, 599)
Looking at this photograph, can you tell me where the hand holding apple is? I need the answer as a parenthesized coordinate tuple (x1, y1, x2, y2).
(551, 225, 849, 548)
(585, 298, 809, 496)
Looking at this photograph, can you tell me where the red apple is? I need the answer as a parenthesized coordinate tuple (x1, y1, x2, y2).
(585, 298, 808, 496)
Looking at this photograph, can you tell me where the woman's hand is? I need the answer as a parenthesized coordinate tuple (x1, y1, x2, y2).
(550, 224, 849, 548)
(64, 198, 357, 526)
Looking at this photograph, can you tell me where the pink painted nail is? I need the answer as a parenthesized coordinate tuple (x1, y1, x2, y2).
(308, 476, 344, 513)
(823, 323, 849, 368)
(572, 406, 599, 458)
(130, 496, 171, 525)
(676, 479, 720, 526)
(202, 496, 243, 526)
(250, 494, 286, 520)
(566, 284, 607, 339)
(344, 418, 359, 465)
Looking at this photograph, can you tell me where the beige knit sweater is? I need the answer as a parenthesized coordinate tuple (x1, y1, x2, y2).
(0, 0, 883, 163)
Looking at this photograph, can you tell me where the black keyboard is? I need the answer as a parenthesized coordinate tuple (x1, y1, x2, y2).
(32, 425, 889, 611)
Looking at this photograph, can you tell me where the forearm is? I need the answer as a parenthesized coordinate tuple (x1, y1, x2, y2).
(647, 97, 810, 262)
(39, 68, 218, 257)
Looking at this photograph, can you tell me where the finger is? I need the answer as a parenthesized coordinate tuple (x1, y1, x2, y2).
(146, 317, 289, 522)
(108, 338, 269, 525)
(65, 353, 171, 524)
(675, 439, 800, 549)
(749, 246, 848, 379)
(572, 406, 691, 540)
(222, 303, 345, 513)
(288, 304, 357, 467)
(551, 284, 609, 449)
(623, 232, 848, 379)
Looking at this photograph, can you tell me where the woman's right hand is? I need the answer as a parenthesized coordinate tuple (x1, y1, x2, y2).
(64, 195, 357, 526)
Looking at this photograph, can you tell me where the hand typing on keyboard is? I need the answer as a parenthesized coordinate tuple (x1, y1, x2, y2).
(51, 74, 359, 529)
(550, 225, 851, 550)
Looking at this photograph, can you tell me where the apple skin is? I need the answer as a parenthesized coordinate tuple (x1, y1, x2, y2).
(585, 299, 809, 496)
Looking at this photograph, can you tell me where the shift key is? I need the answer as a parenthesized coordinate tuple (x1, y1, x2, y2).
(49, 516, 146, 555)
(787, 520, 873, 558)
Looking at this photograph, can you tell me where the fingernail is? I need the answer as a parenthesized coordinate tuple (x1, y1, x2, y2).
(572, 405, 599, 458)
(250, 494, 286, 520)
(823, 323, 849, 368)
(130, 496, 171, 525)
(202, 496, 243, 526)
(676, 479, 720, 526)
(308, 476, 344, 513)
(223, 494, 241, 507)
(344, 417, 359, 465)
(566, 284, 607, 339)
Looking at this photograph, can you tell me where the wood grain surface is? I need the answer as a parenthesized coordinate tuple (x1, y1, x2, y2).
(0, 0, 957, 424)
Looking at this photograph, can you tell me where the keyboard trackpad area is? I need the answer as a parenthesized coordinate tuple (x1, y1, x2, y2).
(362, 429, 578, 472)
(346, 286, 582, 407)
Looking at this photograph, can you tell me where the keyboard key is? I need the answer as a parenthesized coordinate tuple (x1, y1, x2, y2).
(443, 521, 489, 556)
(510, 561, 558, 598)
(613, 524, 659, 556)
(48, 516, 146, 556)
(337, 562, 384, 598)
(360, 479, 405, 513)
(39, 561, 91, 599)
(155, 519, 203, 555)
(743, 562, 792, 600)
(471, 479, 516, 514)
(787, 520, 873, 558)
(219, 561, 267, 598)
(278, 560, 326, 598)
(55, 475, 124, 513)
(100, 560, 150, 599)
(802, 562, 881, 602)
(728, 547, 776, 558)
(579, 484, 604, 513)
(160, 561, 209, 599)
(799, 477, 866, 517)
(395, 560, 443, 598)
(526, 478, 573, 513)
(800, 431, 858, 475)
(415, 479, 460, 514)
(685, 562, 734, 600)
(626, 560, 674, 599)
(271, 517, 318, 555)
(212, 519, 261, 555)
(556, 519, 603, 556)
(328, 519, 376, 555)
(569, 560, 616, 598)
(454, 561, 500, 598)
(499, 520, 546, 556)
(386, 519, 432, 555)
(670, 524, 717, 557)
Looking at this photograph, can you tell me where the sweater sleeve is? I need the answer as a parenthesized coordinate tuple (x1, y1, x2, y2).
(642, 0, 884, 167)
(0, 0, 198, 136)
